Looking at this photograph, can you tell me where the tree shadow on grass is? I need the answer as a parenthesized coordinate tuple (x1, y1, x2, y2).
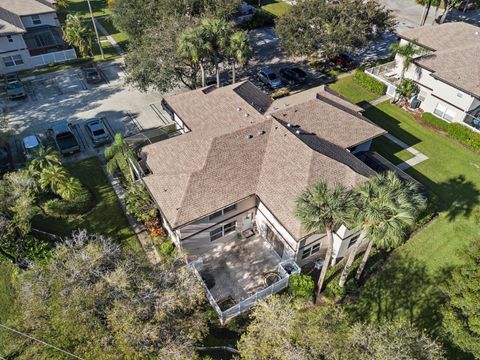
(362, 106, 422, 147)
(407, 169, 480, 222)
(347, 253, 452, 336)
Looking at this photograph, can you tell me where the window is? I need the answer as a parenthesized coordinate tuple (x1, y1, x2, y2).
(434, 103, 456, 122)
(6, 35, 13, 43)
(209, 227, 223, 241)
(209, 221, 237, 241)
(2, 55, 24, 67)
(31, 15, 41, 25)
(223, 221, 236, 235)
(208, 204, 237, 220)
(348, 235, 360, 248)
(301, 242, 321, 260)
(443, 108, 457, 121)
(418, 90, 427, 102)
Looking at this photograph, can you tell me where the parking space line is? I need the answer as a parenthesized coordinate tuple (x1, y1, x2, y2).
(126, 111, 143, 133)
(103, 117, 116, 138)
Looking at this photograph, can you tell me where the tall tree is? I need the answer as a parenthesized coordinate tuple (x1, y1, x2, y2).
(295, 183, 354, 302)
(276, 0, 395, 60)
(38, 165, 69, 195)
(389, 40, 424, 79)
(237, 296, 445, 360)
(0, 171, 36, 262)
(354, 172, 424, 280)
(178, 26, 208, 87)
(62, 14, 94, 57)
(111, 0, 241, 92)
(339, 173, 423, 286)
(200, 18, 232, 87)
(5, 230, 207, 359)
(441, 240, 480, 358)
(227, 31, 252, 84)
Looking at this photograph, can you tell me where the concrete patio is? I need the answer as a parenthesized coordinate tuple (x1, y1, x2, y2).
(195, 234, 282, 309)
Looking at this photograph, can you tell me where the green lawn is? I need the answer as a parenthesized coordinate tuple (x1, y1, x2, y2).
(329, 75, 381, 104)
(97, 17, 129, 50)
(349, 102, 480, 359)
(31, 157, 138, 250)
(260, 0, 291, 16)
(0, 261, 18, 356)
(66, 0, 110, 18)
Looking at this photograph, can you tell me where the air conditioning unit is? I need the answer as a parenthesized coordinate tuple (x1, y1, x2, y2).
(410, 97, 421, 109)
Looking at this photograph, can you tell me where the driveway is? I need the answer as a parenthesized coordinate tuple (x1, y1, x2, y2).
(2, 60, 174, 165)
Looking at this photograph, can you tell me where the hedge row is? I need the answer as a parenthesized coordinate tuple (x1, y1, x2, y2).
(421, 113, 480, 152)
(43, 189, 94, 218)
(353, 69, 387, 95)
(421, 112, 450, 132)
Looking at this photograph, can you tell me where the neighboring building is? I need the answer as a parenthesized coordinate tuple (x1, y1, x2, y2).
(139, 81, 386, 322)
(0, 0, 76, 75)
(366, 22, 480, 131)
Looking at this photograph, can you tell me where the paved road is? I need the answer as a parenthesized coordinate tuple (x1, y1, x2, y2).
(379, 0, 480, 31)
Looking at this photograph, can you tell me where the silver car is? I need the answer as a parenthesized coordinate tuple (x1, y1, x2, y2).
(257, 67, 283, 89)
(21, 135, 43, 159)
(5, 74, 26, 100)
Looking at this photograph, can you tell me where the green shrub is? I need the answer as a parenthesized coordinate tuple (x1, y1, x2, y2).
(43, 189, 93, 217)
(421, 113, 450, 132)
(396, 78, 417, 100)
(447, 123, 480, 152)
(288, 274, 314, 298)
(353, 69, 387, 95)
(272, 87, 290, 99)
(240, 8, 275, 29)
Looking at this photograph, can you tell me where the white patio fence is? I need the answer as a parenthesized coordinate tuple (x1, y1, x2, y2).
(190, 258, 298, 324)
(31, 48, 77, 67)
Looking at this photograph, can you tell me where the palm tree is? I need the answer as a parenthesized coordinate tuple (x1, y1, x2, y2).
(227, 31, 252, 84)
(295, 183, 354, 303)
(39, 165, 69, 194)
(57, 177, 84, 201)
(178, 27, 208, 87)
(28, 147, 62, 176)
(354, 172, 425, 280)
(104, 133, 136, 182)
(63, 14, 95, 57)
(200, 18, 232, 88)
(389, 40, 423, 79)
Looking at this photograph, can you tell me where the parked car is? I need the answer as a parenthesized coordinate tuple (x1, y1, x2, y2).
(50, 120, 80, 155)
(85, 118, 110, 146)
(279, 67, 308, 85)
(332, 53, 355, 69)
(257, 67, 283, 89)
(0, 145, 12, 174)
(4, 73, 26, 100)
(81, 64, 102, 84)
(21, 135, 43, 160)
(458, 0, 477, 11)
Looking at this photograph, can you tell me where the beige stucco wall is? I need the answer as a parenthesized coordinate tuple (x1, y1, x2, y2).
(20, 12, 59, 28)
(0, 48, 33, 74)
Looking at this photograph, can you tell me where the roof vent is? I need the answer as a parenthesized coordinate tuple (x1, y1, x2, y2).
(237, 107, 242, 112)
(246, 134, 253, 139)
(284, 103, 289, 107)
(295, 129, 301, 135)
(245, 113, 250, 118)
(287, 123, 292, 127)
(272, 106, 279, 110)
(258, 130, 266, 135)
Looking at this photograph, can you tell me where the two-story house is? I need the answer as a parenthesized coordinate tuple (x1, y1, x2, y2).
(366, 22, 480, 131)
(139, 81, 386, 322)
(0, 0, 76, 75)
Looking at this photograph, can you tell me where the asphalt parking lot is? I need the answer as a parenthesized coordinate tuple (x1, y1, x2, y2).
(1, 60, 175, 165)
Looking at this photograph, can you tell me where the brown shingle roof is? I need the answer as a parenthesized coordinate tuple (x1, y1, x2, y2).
(0, 7, 25, 35)
(398, 22, 480, 51)
(399, 22, 480, 97)
(144, 82, 384, 239)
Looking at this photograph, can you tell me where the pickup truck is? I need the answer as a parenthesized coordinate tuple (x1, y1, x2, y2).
(50, 120, 80, 155)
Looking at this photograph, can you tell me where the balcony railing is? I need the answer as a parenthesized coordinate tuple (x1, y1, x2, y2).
(31, 48, 77, 67)
(366, 61, 401, 86)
